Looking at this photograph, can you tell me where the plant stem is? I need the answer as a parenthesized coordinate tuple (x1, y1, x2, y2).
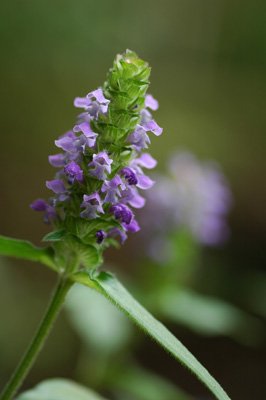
(0, 277, 73, 400)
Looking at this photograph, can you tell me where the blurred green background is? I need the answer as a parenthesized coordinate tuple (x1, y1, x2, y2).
(0, 1, 266, 399)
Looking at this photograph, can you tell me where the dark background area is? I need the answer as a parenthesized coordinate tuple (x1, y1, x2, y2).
(0, 1, 266, 399)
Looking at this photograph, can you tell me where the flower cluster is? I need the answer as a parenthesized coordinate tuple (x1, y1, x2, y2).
(31, 50, 162, 252)
(140, 151, 232, 262)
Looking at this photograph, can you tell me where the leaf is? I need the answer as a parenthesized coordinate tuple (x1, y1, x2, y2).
(65, 283, 132, 355)
(157, 286, 262, 344)
(16, 378, 108, 400)
(71, 270, 231, 400)
(42, 230, 66, 242)
(0, 236, 57, 271)
(106, 363, 192, 400)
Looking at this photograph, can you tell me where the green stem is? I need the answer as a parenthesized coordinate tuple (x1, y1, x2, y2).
(0, 277, 73, 400)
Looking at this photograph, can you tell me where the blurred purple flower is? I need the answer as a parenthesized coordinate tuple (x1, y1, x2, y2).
(30, 199, 57, 225)
(143, 151, 233, 251)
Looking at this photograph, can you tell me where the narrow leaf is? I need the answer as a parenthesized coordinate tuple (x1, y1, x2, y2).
(0, 236, 57, 271)
(71, 270, 231, 400)
(16, 378, 108, 400)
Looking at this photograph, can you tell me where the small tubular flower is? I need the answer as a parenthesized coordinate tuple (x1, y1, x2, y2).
(109, 203, 133, 225)
(101, 176, 125, 204)
(120, 167, 138, 185)
(64, 162, 83, 185)
(80, 192, 104, 219)
(88, 151, 113, 180)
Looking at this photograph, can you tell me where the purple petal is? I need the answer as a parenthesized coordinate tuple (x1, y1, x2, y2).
(55, 137, 75, 152)
(128, 193, 146, 208)
(30, 199, 47, 212)
(135, 153, 157, 169)
(49, 154, 66, 168)
(144, 120, 163, 136)
(73, 122, 97, 139)
(108, 227, 128, 244)
(88, 89, 110, 105)
(74, 97, 92, 108)
(46, 180, 66, 194)
(145, 94, 159, 111)
(123, 219, 140, 233)
(137, 175, 155, 190)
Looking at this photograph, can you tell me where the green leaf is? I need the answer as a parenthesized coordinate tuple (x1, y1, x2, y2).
(0, 236, 57, 271)
(42, 230, 66, 242)
(157, 286, 263, 344)
(107, 364, 192, 400)
(71, 270, 231, 400)
(16, 378, 108, 400)
(65, 283, 132, 355)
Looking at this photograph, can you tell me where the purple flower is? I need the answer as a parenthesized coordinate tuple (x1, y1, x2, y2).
(80, 192, 104, 219)
(64, 162, 83, 185)
(55, 130, 95, 157)
(101, 176, 125, 204)
(73, 122, 98, 148)
(95, 230, 107, 244)
(30, 199, 57, 225)
(122, 156, 156, 191)
(108, 219, 140, 244)
(120, 167, 138, 185)
(127, 122, 162, 151)
(46, 180, 69, 202)
(127, 125, 150, 151)
(109, 203, 133, 224)
(87, 89, 110, 115)
(88, 151, 113, 180)
(74, 89, 110, 119)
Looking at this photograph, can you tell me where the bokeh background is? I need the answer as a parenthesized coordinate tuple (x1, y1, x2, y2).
(0, 1, 266, 399)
